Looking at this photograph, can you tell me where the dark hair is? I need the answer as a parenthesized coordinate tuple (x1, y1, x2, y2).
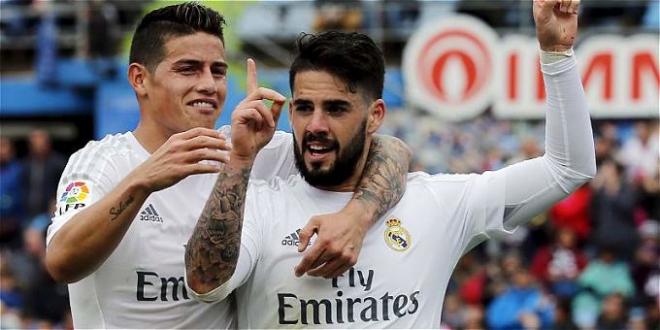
(129, 2, 226, 72)
(289, 31, 385, 102)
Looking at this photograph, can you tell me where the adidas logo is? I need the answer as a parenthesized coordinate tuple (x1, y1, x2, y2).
(139, 204, 163, 223)
(281, 229, 302, 247)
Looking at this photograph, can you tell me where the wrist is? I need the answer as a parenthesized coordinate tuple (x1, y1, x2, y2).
(345, 199, 375, 229)
(227, 151, 255, 171)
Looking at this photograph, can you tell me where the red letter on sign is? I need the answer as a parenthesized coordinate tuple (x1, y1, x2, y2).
(582, 53, 613, 101)
(632, 52, 660, 101)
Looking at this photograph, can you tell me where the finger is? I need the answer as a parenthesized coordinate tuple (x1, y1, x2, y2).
(297, 220, 318, 253)
(183, 163, 222, 176)
(294, 243, 325, 277)
(234, 107, 265, 130)
(306, 258, 345, 278)
(175, 127, 225, 140)
(569, 0, 580, 14)
(257, 87, 286, 103)
(186, 148, 230, 164)
(536, 0, 558, 12)
(243, 100, 275, 128)
(246, 58, 258, 95)
(271, 97, 285, 126)
(184, 135, 232, 151)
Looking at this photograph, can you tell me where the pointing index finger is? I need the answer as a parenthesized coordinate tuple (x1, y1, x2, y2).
(247, 58, 258, 95)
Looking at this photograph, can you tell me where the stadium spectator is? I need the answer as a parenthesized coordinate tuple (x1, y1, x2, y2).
(531, 227, 588, 299)
(590, 158, 640, 260)
(549, 184, 592, 241)
(572, 247, 636, 328)
(617, 121, 659, 184)
(486, 267, 555, 330)
(631, 220, 659, 304)
(23, 129, 65, 218)
(596, 292, 629, 330)
(0, 136, 25, 249)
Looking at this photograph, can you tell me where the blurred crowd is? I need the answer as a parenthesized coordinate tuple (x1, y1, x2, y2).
(0, 130, 70, 329)
(381, 113, 659, 330)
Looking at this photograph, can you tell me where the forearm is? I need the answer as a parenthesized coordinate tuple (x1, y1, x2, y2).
(45, 176, 149, 283)
(500, 53, 596, 228)
(185, 157, 252, 294)
(540, 52, 597, 189)
(348, 135, 411, 224)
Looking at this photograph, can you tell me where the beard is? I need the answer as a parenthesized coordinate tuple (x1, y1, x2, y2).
(293, 119, 367, 188)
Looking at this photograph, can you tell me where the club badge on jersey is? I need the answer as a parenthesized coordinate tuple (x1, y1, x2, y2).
(384, 218, 411, 252)
(56, 180, 91, 216)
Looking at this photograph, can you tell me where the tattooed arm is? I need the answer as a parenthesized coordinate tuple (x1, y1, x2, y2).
(185, 159, 252, 294)
(294, 135, 411, 278)
(185, 58, 286, 295)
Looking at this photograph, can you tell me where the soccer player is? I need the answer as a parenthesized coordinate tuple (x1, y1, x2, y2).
(185, 0, 595, 327)
(44, 3, 410, 328)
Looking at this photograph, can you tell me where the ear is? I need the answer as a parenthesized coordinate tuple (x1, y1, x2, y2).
(367, 99, 386, 134)
(127, 63, 149, 98)
(287, 99, 294, 126)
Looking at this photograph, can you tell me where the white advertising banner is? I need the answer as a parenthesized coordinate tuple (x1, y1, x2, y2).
(403, 15, 659, 120)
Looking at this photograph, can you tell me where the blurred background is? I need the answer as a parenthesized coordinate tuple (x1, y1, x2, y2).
(0, 0, 658, 329)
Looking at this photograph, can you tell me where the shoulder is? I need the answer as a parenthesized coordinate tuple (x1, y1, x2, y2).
(63, 132, 133, 175)
(406, 171, 479, 187)
(71, 132, 132, 160)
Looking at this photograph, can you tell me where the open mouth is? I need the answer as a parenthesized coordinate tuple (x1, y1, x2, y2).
(305, 142, 336, 161)
(187, 98, 218, 112)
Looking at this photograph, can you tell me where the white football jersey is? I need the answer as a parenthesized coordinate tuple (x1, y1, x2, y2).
(195, 172, 511, 328)
(47, 128, 296, 329)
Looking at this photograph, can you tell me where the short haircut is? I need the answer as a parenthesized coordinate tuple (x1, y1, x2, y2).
(289, 31, 385, 102)
(129, 2, 226, 72)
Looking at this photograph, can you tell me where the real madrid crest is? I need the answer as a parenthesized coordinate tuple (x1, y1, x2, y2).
(384, 218, 411, 252)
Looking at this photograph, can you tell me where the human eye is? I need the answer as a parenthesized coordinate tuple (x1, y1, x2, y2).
(294, 104, 313, 114)
(212, 66, 227, 78)
(326, 104, 348, 116)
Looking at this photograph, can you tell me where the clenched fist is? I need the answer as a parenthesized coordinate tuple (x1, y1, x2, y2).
(533, 0, 580, 52)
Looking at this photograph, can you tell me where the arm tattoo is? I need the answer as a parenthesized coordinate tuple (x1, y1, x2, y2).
(109, 195, 135, 221)
(185, 164, 252, 292)
(354, 135, 411, 222)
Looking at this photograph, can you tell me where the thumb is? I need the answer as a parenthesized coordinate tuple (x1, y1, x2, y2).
(297, 219, 318, 253)
(270, 98, 286, 127)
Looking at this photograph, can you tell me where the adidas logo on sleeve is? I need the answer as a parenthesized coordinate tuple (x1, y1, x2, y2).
(139, 204, 163, 223)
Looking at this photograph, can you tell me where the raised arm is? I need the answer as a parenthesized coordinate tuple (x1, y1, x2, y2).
(45, 128, 230, 283)
(294, 134, 411, 278)
(185, 59, 285, 294)
(467, 0, 595, 249)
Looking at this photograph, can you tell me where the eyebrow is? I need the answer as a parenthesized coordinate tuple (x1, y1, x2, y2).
(172, 59, 228, 69)
(322, 100, 350, 108)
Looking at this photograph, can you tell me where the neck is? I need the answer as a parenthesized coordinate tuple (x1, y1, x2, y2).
(133, 120, 171, 154)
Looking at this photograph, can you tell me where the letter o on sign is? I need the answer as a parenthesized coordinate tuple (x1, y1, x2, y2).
(403, 15, 499, 121)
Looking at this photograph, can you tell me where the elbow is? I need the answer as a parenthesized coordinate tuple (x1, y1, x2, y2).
(543, 153, 597, 194)
(45, 251, 83, 284)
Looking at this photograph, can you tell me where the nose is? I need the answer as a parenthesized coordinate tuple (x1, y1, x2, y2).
(306, 109, 329, 134)
(195, 67, 216, 95)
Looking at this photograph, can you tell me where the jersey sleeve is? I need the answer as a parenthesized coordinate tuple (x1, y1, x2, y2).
(47, 145, 120, 246)
(185, 182, 267, 303)
(458, 171, 509, 252)
(251, 131, 298, 180)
